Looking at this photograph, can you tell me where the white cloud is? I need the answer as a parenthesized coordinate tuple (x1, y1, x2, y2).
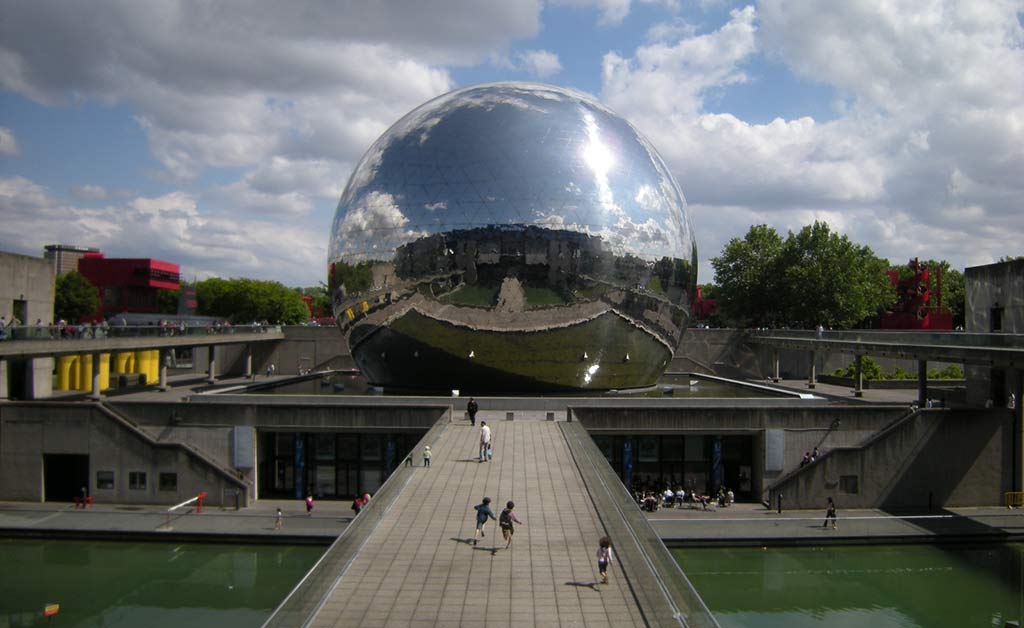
(0, 127, 17, 155)
(0, 176, 326, 286)
(550, 0, 633, 25)
(0, 2, 540, 179)
(602, 1, 1024, 281)
(71, 184, 107, 200)
(519, 50, 563, 78)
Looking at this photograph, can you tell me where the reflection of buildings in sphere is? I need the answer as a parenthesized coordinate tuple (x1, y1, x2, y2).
(328, 82, 697, 391)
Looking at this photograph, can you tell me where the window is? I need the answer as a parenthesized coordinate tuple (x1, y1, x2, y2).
(159, 472, 178, 491)
(840, 475, 859, 494)
(991, 307, 1004, 332)
(129, 472, 147, 490)
(96, 471, 114, 490)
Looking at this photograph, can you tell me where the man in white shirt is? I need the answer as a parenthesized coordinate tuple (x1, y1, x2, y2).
(479, 421, 491, 462)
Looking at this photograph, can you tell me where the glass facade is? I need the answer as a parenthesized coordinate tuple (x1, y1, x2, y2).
(328, 82, 697, 392)
(592, 434, 754, 500)
(258, 431, 422, 500)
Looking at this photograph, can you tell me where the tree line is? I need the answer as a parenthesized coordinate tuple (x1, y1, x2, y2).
(706, 221, 967, 330)
(54, 273, 325, 326)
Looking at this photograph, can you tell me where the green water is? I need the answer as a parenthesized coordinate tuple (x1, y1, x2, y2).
(0, 539, 324, 627)
(675, 544, 1024, 628)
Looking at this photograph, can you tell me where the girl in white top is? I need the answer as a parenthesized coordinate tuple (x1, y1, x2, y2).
(596, 536, 614, 584)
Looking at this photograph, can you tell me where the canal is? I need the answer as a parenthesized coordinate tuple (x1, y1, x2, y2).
(675, 543, 1024, 627)
(0, 539, 325, 627)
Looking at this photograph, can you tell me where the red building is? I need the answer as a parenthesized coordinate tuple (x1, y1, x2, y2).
(77, 253, 180, 320)
(880, 258, 953, 330)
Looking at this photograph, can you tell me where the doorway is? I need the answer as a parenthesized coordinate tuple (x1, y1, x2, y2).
(44, 454, 89, 502)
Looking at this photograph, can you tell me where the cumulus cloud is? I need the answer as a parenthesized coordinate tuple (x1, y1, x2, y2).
(602, 1, 1024, 280)
(0, 127, 17, 155)
(0, 1, 542, 180)
(0, 176, 325, 285)
(519, 50, 563, 78)
(71, 184, 107, 200)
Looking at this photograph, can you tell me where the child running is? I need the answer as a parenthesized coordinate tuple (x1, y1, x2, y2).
(596, 536, 614, 584)
(498, 501, 524, 549)
(473, 496, 496, 546)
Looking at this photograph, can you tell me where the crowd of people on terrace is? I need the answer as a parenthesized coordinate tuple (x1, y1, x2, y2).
(0, 315, 274, 341)
(631, 477, 734, 512)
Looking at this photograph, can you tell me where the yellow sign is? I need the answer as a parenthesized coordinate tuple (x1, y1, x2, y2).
(44, 603, 60, 617)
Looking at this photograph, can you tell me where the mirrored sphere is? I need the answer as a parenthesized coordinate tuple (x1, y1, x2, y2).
(328, 82, 697, 392)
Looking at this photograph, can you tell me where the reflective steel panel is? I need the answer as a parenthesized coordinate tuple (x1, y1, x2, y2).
(328, 82, 697, 392)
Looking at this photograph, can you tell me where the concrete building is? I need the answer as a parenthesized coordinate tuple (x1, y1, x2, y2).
(0, 250, 56, 400)
(43, 244, 101, 276)
(965, 258, 1024, 407)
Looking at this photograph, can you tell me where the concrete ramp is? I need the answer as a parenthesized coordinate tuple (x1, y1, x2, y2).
(304, 414, 647, 627)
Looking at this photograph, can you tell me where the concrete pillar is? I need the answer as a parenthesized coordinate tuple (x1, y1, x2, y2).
(98, 353, 110, 391)
(114, 351, 132, 375)
(77, 354, 92, 392)
(918, 359, 928, 406)
(1012, 368, 1023, 494)
(159, 348, 169, 391)
(772, 349, 780, 382)
(243, 348, 253, 379)
(807, 350, 817, 389)
(57, 355, 76, 391)
(0, 359, 7, 400)
(147, 350, 159, 385)
(90, 353, 101, 400)
(207, 346, 216, 384)
(854, 354, 864, 397)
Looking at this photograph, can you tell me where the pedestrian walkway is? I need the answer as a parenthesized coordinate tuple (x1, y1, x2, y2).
(0, 498, 348, 542)
(307, 414, 648, 628)
(648, 502, 1024, 545)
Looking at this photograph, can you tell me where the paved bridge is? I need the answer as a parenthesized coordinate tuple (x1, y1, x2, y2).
(265, 413, 719, 628)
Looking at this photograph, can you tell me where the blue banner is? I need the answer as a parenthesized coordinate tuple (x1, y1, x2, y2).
(294, 437, 305, 499)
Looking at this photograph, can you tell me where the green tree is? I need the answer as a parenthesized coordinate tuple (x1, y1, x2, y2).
(710, 224, 786, 327)
(196, 278, 309, 324)
(777, 221, 893, 329)
(54, 271, 100, 322)
(293, 285, 331, 317)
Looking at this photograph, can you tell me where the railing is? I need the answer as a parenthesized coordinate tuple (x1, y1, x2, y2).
(262, 410, 450, 628)
(0, 323, 281, 342)
(560, 419, 720, 628)
(747, 328, 1024, 350)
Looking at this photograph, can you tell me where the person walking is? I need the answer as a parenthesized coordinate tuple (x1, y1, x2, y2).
(467, 397, 478, 426)
(823, 496, 837, 529)
(274, 507, 283, 530)
(473, 496, 496, 546)
(422, 445, 432, 468)
(499, 501, 524, 549)
(305, 493, 315, 516)
(479, 421, 491, 463)
(596, 536, 614, 584)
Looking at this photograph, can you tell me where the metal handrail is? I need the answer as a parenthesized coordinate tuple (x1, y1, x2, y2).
(560, 419, 720, 628)
(262, 409, 450, 628)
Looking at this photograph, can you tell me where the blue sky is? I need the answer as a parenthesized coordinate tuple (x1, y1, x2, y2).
(1, 0, 1022, 287)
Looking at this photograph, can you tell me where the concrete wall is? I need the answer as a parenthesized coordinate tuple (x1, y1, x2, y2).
(965, 260, 1024, 407)
(769, 408, 1012, 509)
(574, 405, 907, 501)
(0, 250, 54, 325)
(0, 403, 242, 506)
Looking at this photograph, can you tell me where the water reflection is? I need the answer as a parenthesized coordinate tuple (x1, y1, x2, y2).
(0, 540, 323, 627)
(676, 543, 1024, 627)
(327, 83, 697, 392)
